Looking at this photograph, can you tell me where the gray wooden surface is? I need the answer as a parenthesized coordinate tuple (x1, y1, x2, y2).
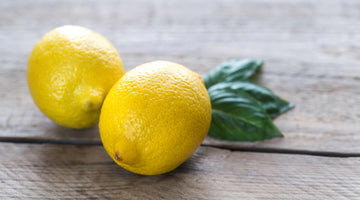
(0, 0, 360, 199)
(1, 143, 360, 199)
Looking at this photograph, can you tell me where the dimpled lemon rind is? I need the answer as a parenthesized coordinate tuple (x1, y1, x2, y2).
(27, 25, 125, 129)
(99, 61, 211, 175)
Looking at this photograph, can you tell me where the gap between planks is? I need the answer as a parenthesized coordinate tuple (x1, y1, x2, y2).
(1, 137, 359, 158)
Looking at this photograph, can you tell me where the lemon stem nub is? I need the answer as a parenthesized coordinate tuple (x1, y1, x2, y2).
(115, 151, 123, 161)
(75, 87, 105, 112)
(113, 142, 139, 165)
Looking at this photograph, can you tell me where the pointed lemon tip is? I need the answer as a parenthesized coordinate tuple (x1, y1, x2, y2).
(114, 149, 138, 165)
(113, 141, 139, 165)
(115, 151, 123, 161)
(82, 97, 102, 111)
(74, 86, 105, 112)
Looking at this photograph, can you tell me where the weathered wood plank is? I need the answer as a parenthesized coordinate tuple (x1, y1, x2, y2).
(0, 143, 359, 199)
(1, 0, 360, 153)
(1, 68, 359, 154)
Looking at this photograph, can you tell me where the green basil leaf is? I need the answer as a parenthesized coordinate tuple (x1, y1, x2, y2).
(208, 85, 283, 141)
(203, 59, 263, 89)
(209, 81, 294, 118)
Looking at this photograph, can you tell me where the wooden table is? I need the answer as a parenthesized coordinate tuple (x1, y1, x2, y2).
(1, 0, 360, 199)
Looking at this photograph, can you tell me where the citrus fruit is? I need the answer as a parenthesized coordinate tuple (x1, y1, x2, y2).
(99, 61, 211, 175)
(27, 25, 125, 129)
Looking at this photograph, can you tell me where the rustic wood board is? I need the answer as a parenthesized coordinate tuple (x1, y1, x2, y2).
(1, 0, 360, 154)
(0, 143, 359, 199)
(2, 68, 359, 154)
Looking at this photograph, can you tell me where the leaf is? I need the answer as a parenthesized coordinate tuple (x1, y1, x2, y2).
(209, 81, 294, 118)
(203, 59, 294, 141)
(203, 59, 263, 89)
(207, 85, 283, 142)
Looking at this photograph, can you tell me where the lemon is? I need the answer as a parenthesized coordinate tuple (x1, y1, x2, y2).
(27, 25, 125, 129)
(99, 61, 211, 175)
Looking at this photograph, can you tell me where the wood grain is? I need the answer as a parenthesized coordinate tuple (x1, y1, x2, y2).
(0, 143, 359, 199)
(1, 0, 360, 154)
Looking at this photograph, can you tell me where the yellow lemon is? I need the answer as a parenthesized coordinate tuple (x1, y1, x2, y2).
(27, 25, 125, 129)
(99, 61, 211, 175)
